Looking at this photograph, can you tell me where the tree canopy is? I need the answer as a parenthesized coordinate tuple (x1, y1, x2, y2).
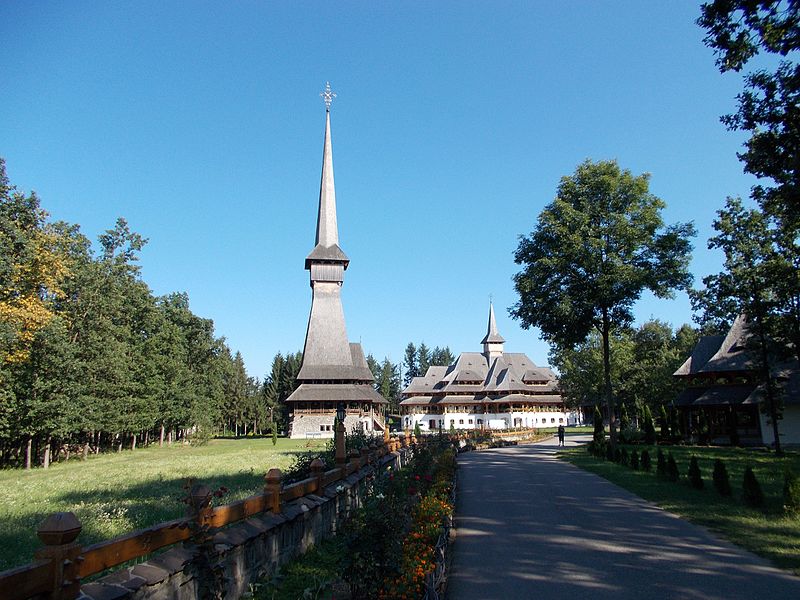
(698, 0, 800, 223)
(511, 159, 695, 443)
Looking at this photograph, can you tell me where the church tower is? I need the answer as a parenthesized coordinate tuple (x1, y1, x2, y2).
(482, 302, 505, 362)
(286, 83, 387, 438)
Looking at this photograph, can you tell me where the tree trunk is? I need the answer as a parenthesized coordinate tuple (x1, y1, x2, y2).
(235, 422, 239, 437)
(160, 424, 165, 447)
(43, 436, 52, 469)
(601, 311, 617, 448)
(757, 318, 783, 456)
(82, 442, 89, 461)
(131, 433, 137, 451)
(25, 437, 32, 470)
(168, 429, 173, 445)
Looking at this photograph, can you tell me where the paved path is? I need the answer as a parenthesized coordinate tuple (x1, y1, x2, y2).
(446, 435, 800, 600)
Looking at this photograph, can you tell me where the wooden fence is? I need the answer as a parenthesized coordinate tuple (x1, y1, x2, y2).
(0, 435, 417, 600)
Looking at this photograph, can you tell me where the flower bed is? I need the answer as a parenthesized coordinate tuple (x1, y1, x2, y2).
(253, 438, 456, 600)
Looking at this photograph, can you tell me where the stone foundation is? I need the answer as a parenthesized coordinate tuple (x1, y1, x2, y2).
(77, 449, 411, 600)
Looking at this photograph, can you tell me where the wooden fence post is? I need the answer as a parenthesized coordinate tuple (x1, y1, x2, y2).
(335, 420, 346, 468)
(265, 468, 282, 514)
(310, 458, 324, 493)
(35, 512, 83, 600)
(188, 484, 212, 529)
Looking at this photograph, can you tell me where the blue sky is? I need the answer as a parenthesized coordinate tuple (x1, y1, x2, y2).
(1, 2, 758, 379)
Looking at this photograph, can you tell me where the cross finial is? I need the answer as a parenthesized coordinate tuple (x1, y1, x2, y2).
(320, 81, 336, 111)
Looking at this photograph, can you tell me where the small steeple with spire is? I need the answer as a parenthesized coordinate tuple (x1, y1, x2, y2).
(305, 82, 349, 271)
(482, 301, 505, 362)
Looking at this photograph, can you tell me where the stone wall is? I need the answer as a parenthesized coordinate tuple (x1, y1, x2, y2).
(77, 449, 412, 600)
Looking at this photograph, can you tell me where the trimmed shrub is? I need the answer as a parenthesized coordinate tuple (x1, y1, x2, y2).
(415, 422, 422, 437)
(620, 447, 629, 466)
(667, 452, 679, 482)
(712, 459, 732, 496)
(742, 466, 764, 508)
(688, 455, 703, 490)
(614, 447, 622, 463)
(783, 469, 800, 514)
(656, 448, 667, 478)
(588, 438, 606, 458)
(630, 449, 639, 470)
(641, 449, 651, 472)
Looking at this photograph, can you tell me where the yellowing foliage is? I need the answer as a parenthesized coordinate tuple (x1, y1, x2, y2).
(0, 227, 69, 365)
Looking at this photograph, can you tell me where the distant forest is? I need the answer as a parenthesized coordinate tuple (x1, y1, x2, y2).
(0, 160, 452, 469)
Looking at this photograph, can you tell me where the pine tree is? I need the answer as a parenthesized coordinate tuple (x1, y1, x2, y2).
(403, 343, 418, 386)
(417, 343, 431, 377)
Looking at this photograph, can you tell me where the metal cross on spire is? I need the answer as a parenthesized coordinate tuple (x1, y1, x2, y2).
(320, 81, 336, 111)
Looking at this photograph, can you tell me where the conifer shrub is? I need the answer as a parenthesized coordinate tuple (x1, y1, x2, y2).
(656, 448, 667, 478)
(688, 455, 703, 490)
(783, 469, 800, 514)
(630, 449, 639, 470)
(742, 466, 764, 508)
(614, 447, 622, 463)
(641, 449, 651, 472)
(712, 458, 731, 496)
(620, 447, 629, 466)
(415, 422, 422, 438)
(643, 405, 656, 445)
(659, 404, 670, 441)
(667, 452, 679, 482)
(593, 405, 605, 443)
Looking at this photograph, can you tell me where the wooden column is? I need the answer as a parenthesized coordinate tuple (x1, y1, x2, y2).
(35, 512, 83, 600)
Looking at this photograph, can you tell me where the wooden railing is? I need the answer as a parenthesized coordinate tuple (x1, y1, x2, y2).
(0, 435, 416, 600)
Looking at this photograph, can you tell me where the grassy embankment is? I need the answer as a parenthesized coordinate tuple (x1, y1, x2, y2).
(0, 437, 325, 571)
(560, 443, 800, 574)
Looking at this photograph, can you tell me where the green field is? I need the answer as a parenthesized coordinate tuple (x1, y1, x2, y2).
(0, 437, 326, 571)
(560, 444, 800, 574)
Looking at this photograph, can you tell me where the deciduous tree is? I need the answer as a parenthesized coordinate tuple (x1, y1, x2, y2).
(511, 159, 695, 446)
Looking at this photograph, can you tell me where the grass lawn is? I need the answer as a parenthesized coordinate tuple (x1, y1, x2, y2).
(560, 443, 800, 575)
(0, 437, 326, 572)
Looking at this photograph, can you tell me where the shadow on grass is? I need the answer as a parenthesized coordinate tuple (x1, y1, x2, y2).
(0, 446, 334, 572)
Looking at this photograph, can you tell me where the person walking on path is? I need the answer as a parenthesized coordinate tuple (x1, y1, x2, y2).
(557, 423, 565, 446)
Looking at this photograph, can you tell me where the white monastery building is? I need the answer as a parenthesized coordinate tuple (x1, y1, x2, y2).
(286, 84, 387, 439)
(400, 304, 579, 432)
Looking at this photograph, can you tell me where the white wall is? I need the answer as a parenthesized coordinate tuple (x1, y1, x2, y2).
(760, 405, 800, 446)
(403, 410, 579, 432)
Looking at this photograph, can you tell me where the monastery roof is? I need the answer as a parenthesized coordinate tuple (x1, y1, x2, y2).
(674, 335, 725, 376)
(286, 382, 387, 404)
(402, 349, 561, 401)
(298, 343, 374, 383)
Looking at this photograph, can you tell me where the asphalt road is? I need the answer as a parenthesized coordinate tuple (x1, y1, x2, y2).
(446, 435, 800, 600)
